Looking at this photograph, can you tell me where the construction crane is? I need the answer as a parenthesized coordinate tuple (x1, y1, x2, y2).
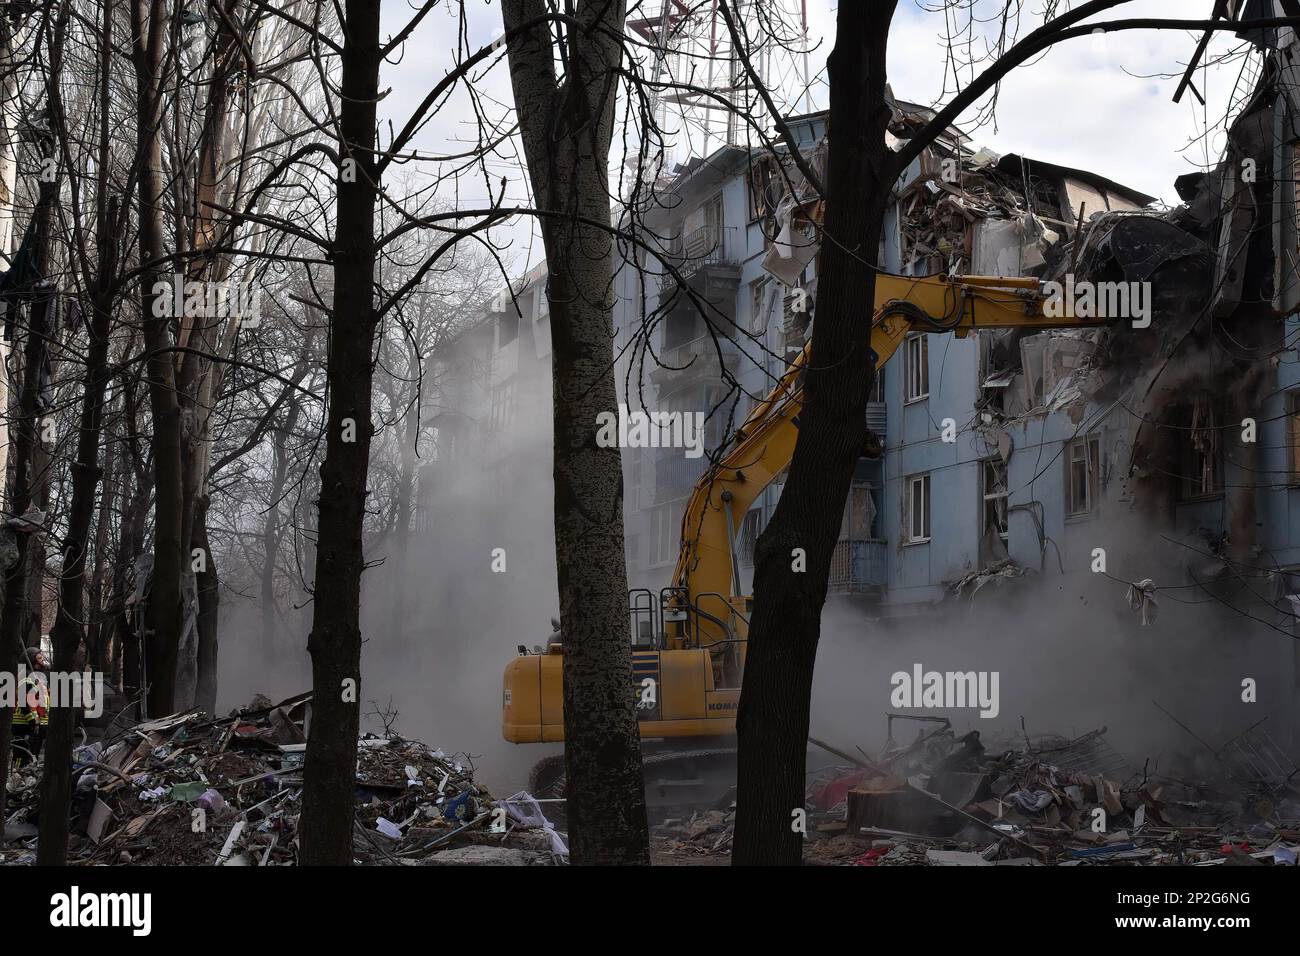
(502, 271, 1112, 802)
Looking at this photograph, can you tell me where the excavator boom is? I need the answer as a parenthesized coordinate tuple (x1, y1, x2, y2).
(668, 273, 1105, 646)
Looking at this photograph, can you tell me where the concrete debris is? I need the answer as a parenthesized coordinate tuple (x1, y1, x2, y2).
(801, 721, 1300, 866)
(653, 719, 1300, 866)
(947, 559, 1034, 600)
(652, 803, 737, 858)
(2, 693, 563, 866)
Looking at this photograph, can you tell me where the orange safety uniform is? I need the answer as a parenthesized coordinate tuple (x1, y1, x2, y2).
(12, 672, 50, 728)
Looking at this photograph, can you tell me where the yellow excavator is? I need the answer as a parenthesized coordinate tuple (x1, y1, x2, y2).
(502, 271, 1111, 801)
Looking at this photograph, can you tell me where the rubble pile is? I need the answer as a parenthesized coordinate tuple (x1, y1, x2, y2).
(805, 719, 1300, 866)
(653, 804, 736, 857)
(1, 693, 565, 866)
(650, 718, 1300, 866)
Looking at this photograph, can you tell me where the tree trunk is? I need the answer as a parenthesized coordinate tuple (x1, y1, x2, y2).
(0, 178, 57, 822)
(731, 0, 897, 866)
(115, 470, 150, 707)
(299, 0, 382, 867)
(37, 209, 119, 865)
(502, 0, 650, 865)
(193, 494, 219, 714)
(86, 434, 117, 672)
(132, 0, 184, 718)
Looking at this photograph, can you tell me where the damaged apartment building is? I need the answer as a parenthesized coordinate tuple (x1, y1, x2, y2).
(421, 32, 1300, 749)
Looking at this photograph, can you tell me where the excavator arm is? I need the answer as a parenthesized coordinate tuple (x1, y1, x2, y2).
(666, 273, 1109, 649)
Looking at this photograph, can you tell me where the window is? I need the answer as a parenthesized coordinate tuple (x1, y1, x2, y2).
(649, 505, 678, 566)
(488, 380, 516, 433)
(905, 474, 931, 543)
(841, 481, 875, 540)
(904, 334, 928, 402)
(747, 156, 778, 223)
(664, 308, 699, 351)
(750, 278, 769, 333)
(1066, 434, 1101, 516)
(497, 308, 519, 347)
(868, 365, 885, 404)
(1183, 401, 1220, 499)
(982, 459, 1008, 540)
(683, 195, 724, 255)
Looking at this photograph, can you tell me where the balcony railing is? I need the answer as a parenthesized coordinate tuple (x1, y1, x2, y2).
(660, 332, 741, 370)
(667, 225, 738, 277)
(828, 539, 887, 593)
(654, 448, 711, 497)
(865, 401, 887, 440)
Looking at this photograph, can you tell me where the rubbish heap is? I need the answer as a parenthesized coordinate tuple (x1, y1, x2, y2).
(1, 693, 565, 866)
(649, 716, 1300, 866)
(803, 717, 1300, 866)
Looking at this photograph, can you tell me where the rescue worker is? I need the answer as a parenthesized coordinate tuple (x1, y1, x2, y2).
(12, 647, 50, 768)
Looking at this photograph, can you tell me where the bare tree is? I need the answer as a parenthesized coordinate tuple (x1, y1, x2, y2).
(500, 0, 651, 865)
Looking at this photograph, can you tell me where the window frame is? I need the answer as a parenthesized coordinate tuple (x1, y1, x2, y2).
(904, 333, 929, 403)
(1181, 401, 1221, 501)
(749, 277, 769, 333)
(488, 379, 516, 433)
(1066, 434, 1101, 517)
(905, 473, 931, 544)
(981, 458, 1009, 541)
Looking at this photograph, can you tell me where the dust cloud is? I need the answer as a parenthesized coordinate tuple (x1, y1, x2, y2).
(216, 384, 1299, 794)
(812, 512, 1300, 772)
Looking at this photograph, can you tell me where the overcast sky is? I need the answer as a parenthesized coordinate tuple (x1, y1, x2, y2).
(380, 0, 1259, 277)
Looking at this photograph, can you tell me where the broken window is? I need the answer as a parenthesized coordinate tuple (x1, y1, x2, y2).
(982, 458, 1009, 540)
(1066, 434, 1101, 516)
(747, 156, 779, 225)
(979, 331, 1012, 414)
(905, 473, 931, 543)
(1183, 395, 1221, 499)
(905, 333, 929, 402)
(868, 365, 885, 404)
(750, 277, 769, 333)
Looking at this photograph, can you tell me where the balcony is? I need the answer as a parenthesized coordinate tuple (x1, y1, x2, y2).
(865, 401, 887, 442)
(650, 333, 744, 386)
(828, 539, 887, 595)
(654, 447, 711, 499)
(667, 225, 739, 280)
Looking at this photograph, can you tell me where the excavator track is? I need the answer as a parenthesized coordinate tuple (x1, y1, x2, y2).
(525, 747, 737, 818)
